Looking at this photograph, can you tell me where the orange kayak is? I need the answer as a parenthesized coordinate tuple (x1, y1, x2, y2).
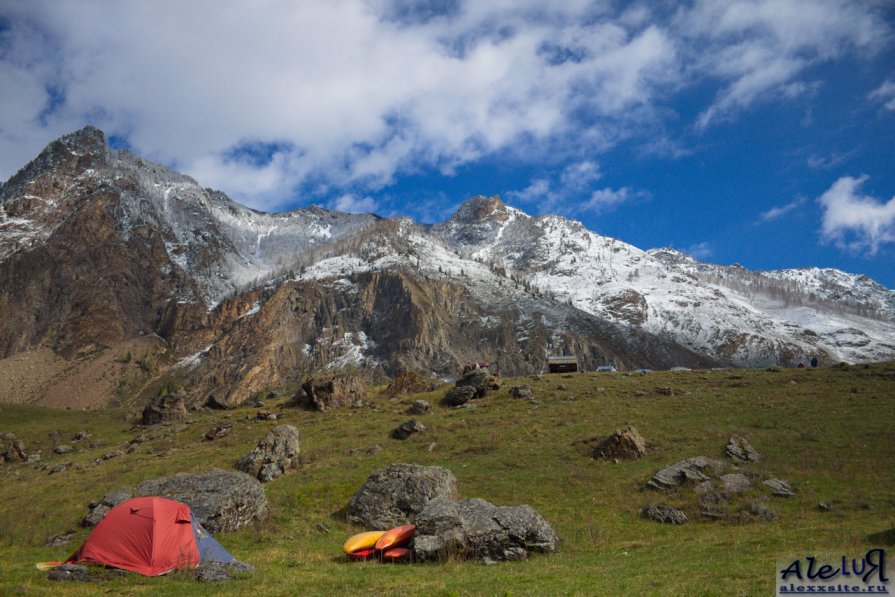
(343, 530, 386, 555)
(374, 524, 415, 551)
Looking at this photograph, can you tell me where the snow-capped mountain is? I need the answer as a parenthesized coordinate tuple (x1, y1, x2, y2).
(1, 127, 893, 408)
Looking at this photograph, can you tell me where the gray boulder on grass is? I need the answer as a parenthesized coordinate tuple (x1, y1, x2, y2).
(412, 497, 560, 562)
(136, 469, 268, 533)
(236, 424, 300, 482)
(441, 385, 477, 407)
(725, 436, 761, 462)
(454, 369, 500, 398)
(764, 478, 795, 497)
(391, 419, 426, 440)
(82, 488, 134, 527)
(347, 463, 457, 529)
(641, 503, 689, 525)
(592, 425, 647, 460)
(647, 456, 726, 490)
(141, 393, 188, 426)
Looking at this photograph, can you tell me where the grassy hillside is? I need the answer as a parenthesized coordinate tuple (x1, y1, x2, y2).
(1, 363, 893, 596)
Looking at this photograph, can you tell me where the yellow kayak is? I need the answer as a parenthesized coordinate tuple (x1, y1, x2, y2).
(343, 530, 386, 555)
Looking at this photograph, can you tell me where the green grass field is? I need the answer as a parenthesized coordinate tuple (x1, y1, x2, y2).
(1, 363, 893, 596)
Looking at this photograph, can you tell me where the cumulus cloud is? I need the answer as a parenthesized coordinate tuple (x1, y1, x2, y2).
(759, 197, 806, 222)
(0, 0, 889, 212)
(817, 176, 895, 255)
(682, 0, 888, 128)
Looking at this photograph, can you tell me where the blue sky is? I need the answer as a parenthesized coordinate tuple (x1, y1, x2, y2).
(1, 0, 894, 287)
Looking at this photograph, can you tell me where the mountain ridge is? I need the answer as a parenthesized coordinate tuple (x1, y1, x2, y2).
(2, 127, 893, 408)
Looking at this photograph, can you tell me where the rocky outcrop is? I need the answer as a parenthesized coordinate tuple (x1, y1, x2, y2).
(297, 375, 366, 412)
(647, 456, 726, 490)
(81, 488, 134, 527)
(135, 469, 268, 533)
(412, 497, 560, 562)
(454, 369, 500, 398)
(141, 393, 188, 426)
(235, 425, 300, 482)
(1, 433, 28, 463)
(641, 504, 688, 525)
(441, 385, 477, 407)
(346, 464, 457, 529)
(725, 436, 761, 463)
(391, 420, 426, 440)
(592, 425, 647, 460)
(385, 372, 439, 397)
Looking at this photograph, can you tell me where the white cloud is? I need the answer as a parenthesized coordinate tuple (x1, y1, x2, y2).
(682, 0, 888, 128)
(759, 197, 806, 221)
(330, 193, 379, 214)
(869, 79, 895, 110)
(817, 175, 895, 255)
(583, 186, 632, 214)
(685, 241, 713, 260)
(0, 0, 889, 211)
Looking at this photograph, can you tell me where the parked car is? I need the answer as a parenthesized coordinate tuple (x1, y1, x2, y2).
(595, 365, 617, 372)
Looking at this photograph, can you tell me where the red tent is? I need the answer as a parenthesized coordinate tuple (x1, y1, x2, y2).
(68, 496, 205, 576)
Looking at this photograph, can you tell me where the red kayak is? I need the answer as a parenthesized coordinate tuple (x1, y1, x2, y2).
(381, 547, 411, 562)
(374, 524, 416, 551)
(346, 548, 377, 561)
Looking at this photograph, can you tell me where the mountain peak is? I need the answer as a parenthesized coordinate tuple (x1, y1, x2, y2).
(451, 195, 510, 224)
(2, 126, 108, 197)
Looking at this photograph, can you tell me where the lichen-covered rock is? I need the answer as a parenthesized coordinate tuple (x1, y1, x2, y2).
(1, 433, 28, 463)
(347, 463, 457, 529)
(592, 425, 647, 460)
(136, 469, 268, 533)
(641, 504, 689, 525)
(725, 436, 761, 462)
(647, 456, 725, 490)
(412, 497, 559, 562)
(297, 375, 366, 411)
(235, 425, 300, 482)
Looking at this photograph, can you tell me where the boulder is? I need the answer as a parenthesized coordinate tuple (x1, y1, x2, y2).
(1, 433, 28, 463)
(592, 425, 647, 460)
(764, 478, 795, 497)
(297, 375, 366, 411)
(454, 369, 500, 398)
(719, 473, 752, 494)
(509, 385, 533, 399)
(641, 504, 689, 525)
(647, 456, 725, 490)
(204, 424, 233, 441)
(136, 469, 268, 533)
(385, 372, 439, 397)
(235, 425, 300, 482)
(347, 463, 458, 529)
(141, 393, 188, 426)
(391, 420, 426, 440)
(54, 445, 73, 454)
(82, 488, 134, 527)
(412, 497, 559, 562)
(441, 386, 477, 407)
(725, 436, 761, 463)
(407, 400, 430, 415)
(195, 560, 256, 582)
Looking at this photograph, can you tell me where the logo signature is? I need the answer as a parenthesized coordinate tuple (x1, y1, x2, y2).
(777, 549, 889, 594)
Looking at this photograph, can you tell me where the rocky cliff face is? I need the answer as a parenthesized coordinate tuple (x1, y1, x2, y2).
(1, 128, 893, 409)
